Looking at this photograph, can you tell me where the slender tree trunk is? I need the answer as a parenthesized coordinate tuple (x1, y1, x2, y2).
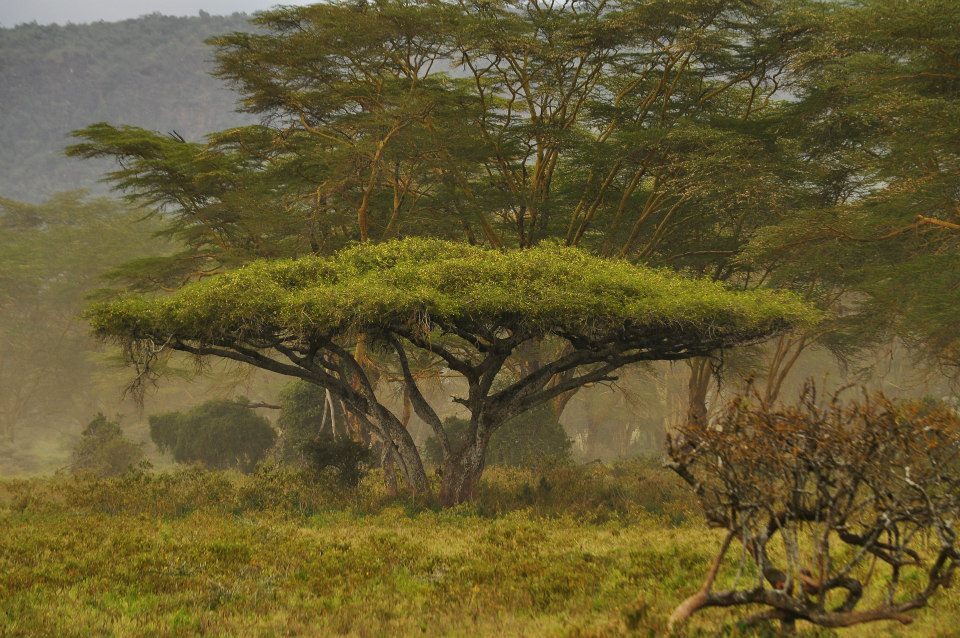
(687, 357, 712, 426)
(346, 336, 374, 445)
(583, 392, 603, 459)
(389, 426, 431, 499)
(358, 402, 431, 500)
(380, 444, 400, 497)
(381, 389, 414, 497)
(763, 332, 808, 406)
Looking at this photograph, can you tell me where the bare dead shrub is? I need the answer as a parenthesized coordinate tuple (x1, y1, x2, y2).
(667, 384, 960, 633)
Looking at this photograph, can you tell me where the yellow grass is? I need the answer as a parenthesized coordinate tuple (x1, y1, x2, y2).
(1, 465, 957, 637)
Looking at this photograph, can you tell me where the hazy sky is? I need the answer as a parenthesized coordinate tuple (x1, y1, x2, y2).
(0, 1, 315, 27)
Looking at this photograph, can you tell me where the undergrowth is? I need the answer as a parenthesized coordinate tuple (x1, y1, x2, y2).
(1, 461, 956, 637)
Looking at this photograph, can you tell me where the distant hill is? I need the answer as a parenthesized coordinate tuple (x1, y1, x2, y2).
(0, 13, 255, 201)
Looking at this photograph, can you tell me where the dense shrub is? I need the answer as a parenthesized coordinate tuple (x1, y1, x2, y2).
(2, 459, 694, 525)
(275, 381, 347, 462)
(301, 434, 373, 487)
(71, 413, 143, 478)
(476, 459, 695, 523)
(3, 466, 384, 518)
(275, 381, 372, 485)
(149, 398, 276, 473)
(424, 405, 572, 469)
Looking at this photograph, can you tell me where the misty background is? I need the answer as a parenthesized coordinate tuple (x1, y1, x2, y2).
(0, 7, 290, 474)
(0, 1, 311, 27)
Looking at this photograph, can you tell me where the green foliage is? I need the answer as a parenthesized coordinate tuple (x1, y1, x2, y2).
(276, 381, 369, 486)
(425, 406, 571, 469)
(70, 414, 143, 478)
(277, 381, 373, 487)
(149, 398, 277, 473)
(300, 435, 373, 488)
(202, 0, 819, 255)
(89, 238, 816, 347)
(276, 381, 326, 463)
(4, 459, 693, 522)
(65, 0, 825, 292)
(743, 0, 960, 369)
(276, 381, 342, 462)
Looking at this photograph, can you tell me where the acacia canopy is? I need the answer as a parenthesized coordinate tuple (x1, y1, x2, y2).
(89, 239, 814, 504)
(92, 239, 811, 343)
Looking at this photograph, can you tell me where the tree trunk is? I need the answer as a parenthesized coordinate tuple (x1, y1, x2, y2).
(378, 388, 413, 496)
(380, 443, 400, 497)
(388, 424, 432, 500)
(356, 401, 431, 500)
(686, 357, 712, 426)
(439, 431, 490, 507)
(583, 394, 603, 459)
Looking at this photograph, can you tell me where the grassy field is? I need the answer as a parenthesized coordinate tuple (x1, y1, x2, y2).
(1, 464, 958, 637)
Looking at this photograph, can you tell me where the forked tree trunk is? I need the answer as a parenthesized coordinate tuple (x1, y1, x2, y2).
(379, 388, 413, 496)
(439, 429, 491, 507)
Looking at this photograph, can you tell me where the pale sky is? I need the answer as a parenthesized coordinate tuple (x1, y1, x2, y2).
(0, 1, 315, 27)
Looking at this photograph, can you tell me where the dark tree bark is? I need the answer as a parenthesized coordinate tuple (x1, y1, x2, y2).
(439, 429, 491, 507)
(686, 357, 712, 426)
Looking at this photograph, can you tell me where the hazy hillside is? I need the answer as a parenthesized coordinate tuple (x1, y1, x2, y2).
(0, 12, 254, 201)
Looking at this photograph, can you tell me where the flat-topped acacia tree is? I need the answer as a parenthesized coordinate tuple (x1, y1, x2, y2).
(89, 239, 814, 505)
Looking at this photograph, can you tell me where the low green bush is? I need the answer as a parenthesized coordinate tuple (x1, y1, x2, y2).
(149, 398, 276, 472)
(300, 434, 373, 487)
(275, 381, 349, 463)
(70, 413, 144, 478)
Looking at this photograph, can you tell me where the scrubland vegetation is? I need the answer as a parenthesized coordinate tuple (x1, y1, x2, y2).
(3, 0, 960, 635)
(3, 462, 959, 637)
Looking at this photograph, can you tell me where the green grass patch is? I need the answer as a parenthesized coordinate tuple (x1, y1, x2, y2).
(1, 463, 957, 637)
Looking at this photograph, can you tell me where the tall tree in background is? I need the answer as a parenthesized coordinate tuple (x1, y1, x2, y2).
(68, 0, 825, 427)
(837, 0, 960, 371)
(71, 0, 818, 257)
(744, 0, 960, 383)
